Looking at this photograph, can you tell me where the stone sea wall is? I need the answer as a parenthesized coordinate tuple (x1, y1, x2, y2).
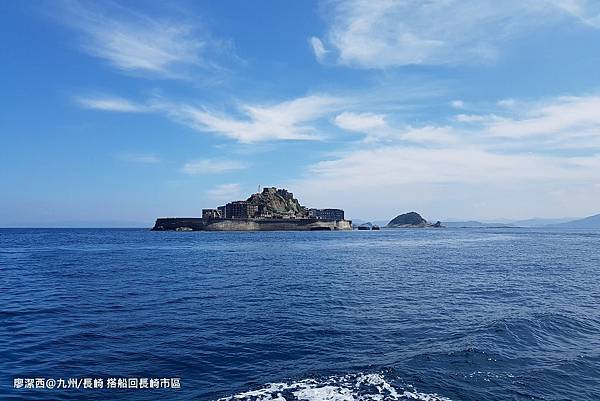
(152, 218, 352, 231)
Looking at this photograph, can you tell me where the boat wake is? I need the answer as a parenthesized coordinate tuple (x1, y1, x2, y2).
(218, 372, 452, 401)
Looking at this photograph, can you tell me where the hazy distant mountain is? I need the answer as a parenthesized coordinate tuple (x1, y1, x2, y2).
(546, 214, 600, 229)
(511, 217, 575, 227)
(444, 217, 578, 228)
(443, 221, 514, 228)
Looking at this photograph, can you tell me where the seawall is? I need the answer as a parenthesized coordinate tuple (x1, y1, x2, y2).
(152, 218, 352, 231)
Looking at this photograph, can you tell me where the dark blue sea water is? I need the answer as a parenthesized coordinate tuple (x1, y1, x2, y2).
(1, 228, 599, 401)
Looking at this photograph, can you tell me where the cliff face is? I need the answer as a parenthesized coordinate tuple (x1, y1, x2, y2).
(387, 212, 443, 228)
(246, 188, 306, 216)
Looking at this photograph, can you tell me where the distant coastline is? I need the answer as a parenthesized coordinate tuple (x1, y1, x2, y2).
(149, 186, 600, 232)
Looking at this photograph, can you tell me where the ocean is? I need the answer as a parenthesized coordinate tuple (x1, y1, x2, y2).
(1, 228, 599, 400)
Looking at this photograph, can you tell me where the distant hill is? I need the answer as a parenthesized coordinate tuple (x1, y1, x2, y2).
(546, 214, 600, 229)
(443, 221, 514, 228)
(511, 217, 575, 227)
(443, 217, 577, 228)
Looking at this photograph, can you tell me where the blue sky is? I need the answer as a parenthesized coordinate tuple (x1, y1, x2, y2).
(2, 0, 600, 226)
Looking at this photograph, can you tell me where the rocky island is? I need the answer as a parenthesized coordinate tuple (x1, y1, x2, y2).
(152, 187, 352, 231)
(387, 212, 443, 228)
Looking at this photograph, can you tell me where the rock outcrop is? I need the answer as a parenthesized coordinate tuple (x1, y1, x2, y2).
(246, 187, 307, 217)
(387, 212, 443, 228)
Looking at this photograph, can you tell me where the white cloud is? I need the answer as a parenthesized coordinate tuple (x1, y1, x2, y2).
(334, 111, 458, 144)
(291, 93, 600, 219)
(310, 37, 328, 62)
(206, 183, 243, 201)
(77, 87, 600, 152)
(487, 96, 600, 139)
(497, 99, 517, 108)
(334, 111, 387, 132)
(400, 126, 459, 145)
(451, 100, 465, 109)
(58, 1, 209, 78)
(551, 0, 600, 27)
(306, 147, 599, 186)
(157, 95, 342, 143)
(77, 92, 343, 143)
(455, 114, 498, 123)
(76, 95, 148, 112)
(291, 146, 600, 220)
(450, 95, 600, 150)
(115, 152, 160, 164)
(182, 159, 246, 175)
(316, 0, 600, 68)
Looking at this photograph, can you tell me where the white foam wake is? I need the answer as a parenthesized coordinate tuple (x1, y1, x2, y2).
(218, 372, 453, 401)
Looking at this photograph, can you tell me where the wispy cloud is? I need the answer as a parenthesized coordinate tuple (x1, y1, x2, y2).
(291, 146, 600, 219)
(497, 99, 517, 108)
(155, 95, 342, 143)
(292, 93, 600, 219)
(56, 1, 221, 79)
(455, 114, 498, 123)
(334, 111, 386, 132)
(77, 92, 343, 143)
(315, 0, 600, 68)
(451, 100, 465, 109)
(304, 147, 600, 187)
(486, 96, 600, 139)
(449, 95, 600, 150)
(315, 94, 600, 150)
(115, 152, 160, 164)
(181, 159, 246, 175)
(551, 0, 600, 27)
(76, 95, 148, 112)
(309, 37, 328, 62)
(206, 183, 243, 201)
(334, 111, 458, 144)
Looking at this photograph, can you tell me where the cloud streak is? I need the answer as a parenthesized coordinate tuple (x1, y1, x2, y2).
(334, 111, 458, 145)
(292, 93, 600, 219)
(291, 146, 600, 220)
(315, 0, 600, 68)
(331, 94, 600, 150)
(79, 92, 343, 142)
(486, 96, 600, 139)
(56, 1, 218, 79)
(155, 95, 342, 143)
(76, 95, 148, 112)
(309, 37, 328, 62)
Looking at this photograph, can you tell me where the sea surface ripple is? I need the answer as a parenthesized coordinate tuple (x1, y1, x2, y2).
(1, 228, 599, 400)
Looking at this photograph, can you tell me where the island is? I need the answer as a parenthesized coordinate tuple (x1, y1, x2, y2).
(387, 212, 443, 228)
(152, 187, 352, 231)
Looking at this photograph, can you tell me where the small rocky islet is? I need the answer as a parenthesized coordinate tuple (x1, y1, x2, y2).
(386, 212, 443, 228)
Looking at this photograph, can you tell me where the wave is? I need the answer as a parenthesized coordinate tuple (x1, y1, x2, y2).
(218, 372, 452, 401)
